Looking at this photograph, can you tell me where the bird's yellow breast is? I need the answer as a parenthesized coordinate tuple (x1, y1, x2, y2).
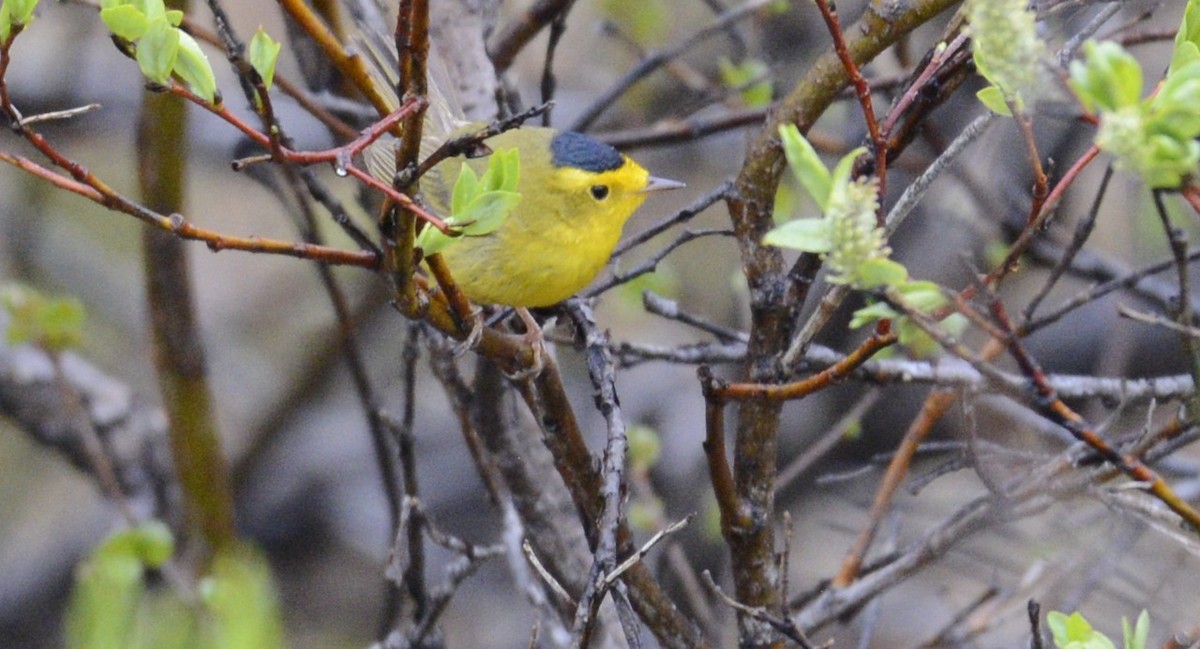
(429, 128, 651, 307)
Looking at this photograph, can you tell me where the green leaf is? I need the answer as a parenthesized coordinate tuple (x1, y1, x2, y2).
(627, 494, 665, 532)
(67, 555, 141, 648)
(1171, 0, 1200, 74)
(896, 280, 948, 313)
(501, 149, 519, 191)
(765, 0, 789, 14)
(942, 313, 969, 338)
(436, 148, 521, 252)
(779, 124, 831, 210)
(849, 301, 898, 329)
(1122, 611, 1149, 649)
(2, 285, 86, 352)
(1070, 41, 1143, 113)
(897, 318, 940, 357)
(976, 86, 1012, 115)
(100, 5, 149, 40)
(1048, 611, 1117, 649)
(174, 31, 217, 102)
(1172, 40, 1200, 73)
(65, 523, 175, 649)
(614, 273, 680, 315)
(627, 424, 662, 472)
(856, 258, 909, 289)
(0, 6, 11, 43)
(1041, 609, 1070, 633)
(828, 146, 869, 203)
(718, 56, 773, 108)
(451, 164, 479, 216)
(6, 0, 37, 26)
(199, 545, 284, 649)
(480, 148, 519, 193)
(458, 190, 520, 235)
(762, 218, 833, 253)
(136, 589, 200, 649)
(772, 178, 800, 224)
(136, 18, 179, 85)
(136, 0, 166, 21)
(164, 8, 182, 26)
(1151, 60, 1200, 136)
(599, 0, 667, 45)
(248, 27, 281, 90)
(415, 227, 457, 256)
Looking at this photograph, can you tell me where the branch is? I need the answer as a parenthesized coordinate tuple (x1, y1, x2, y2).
(0, 338, 175, 521)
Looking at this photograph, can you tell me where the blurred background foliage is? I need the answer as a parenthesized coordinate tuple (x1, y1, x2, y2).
(1, 0, 1199, 647)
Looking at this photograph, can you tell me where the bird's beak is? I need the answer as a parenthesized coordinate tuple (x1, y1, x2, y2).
(642, 176, 686, 193)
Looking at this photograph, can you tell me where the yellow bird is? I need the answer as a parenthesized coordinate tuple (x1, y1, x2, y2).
(360, 41, 683, 308)
(385, 128, 681, 307)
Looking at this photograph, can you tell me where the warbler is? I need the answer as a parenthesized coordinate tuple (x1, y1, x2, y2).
(360, 38, 683, 308)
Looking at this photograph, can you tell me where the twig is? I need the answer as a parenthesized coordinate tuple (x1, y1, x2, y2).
(603, 515, 694, 587)
(0, 152, 382, 266)
(277, 0, 397, 117)
(19, 103, 102, 126)
(395, 102, 554, 188)
(565, 300, 631, 647)
(1028, 599, 1043, 649)
(813, 0, 886, 222)
(524, 540, 576, 607)
(623, 336, 1200, 403)
(407, 500, 505, 645)
(641, 291, 748, 343)
(599, 73, 919, 151)
(1022, 164, 1113, 321)
(395, 325, 429, 625)
(1152, 190, 1200, 417)
(0, 341, 176, 519)
(570, 0, 781, 132)
(775, 390, 881, 493)
(888, 286, 1200, 532)
(489, 0, 577, 73)
(832, 388, 956, 587)
(538, 0, 575, 126)
(270, 157, 406, 627)
(1023, 245, 1200, 336)
(702, 571, 819, 649)
(47, 352, 139, 525)
(698, 366, 740, 540)
(587, 228, 732, 297)
(707, 331, 896, 402)
(612, 180, 731, 258)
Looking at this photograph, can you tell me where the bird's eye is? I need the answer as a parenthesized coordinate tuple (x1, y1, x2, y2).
(590, 185, 610, 201)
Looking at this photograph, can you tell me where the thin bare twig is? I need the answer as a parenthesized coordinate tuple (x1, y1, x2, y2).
(703, 571, 819, 649)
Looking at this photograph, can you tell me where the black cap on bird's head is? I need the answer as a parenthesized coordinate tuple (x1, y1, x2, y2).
(550, 131, 625, 172)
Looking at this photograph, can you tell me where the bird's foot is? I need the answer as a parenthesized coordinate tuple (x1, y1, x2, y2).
(505, 308, 548, 381)
(451, 306, 485, 356)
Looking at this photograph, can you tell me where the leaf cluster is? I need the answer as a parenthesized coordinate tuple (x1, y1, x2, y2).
(66, 524, 282, 649)
(1070, 0, 1200, 188)
(99, 0, 217, 102)
(763, 125, 964, 356)
(1, 283, 86, 353)
(0, 0, 39, 42)
(966, 0, 1047, 115)
(416, 148, 521, 256)
(1047, 610, 1149, 649)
